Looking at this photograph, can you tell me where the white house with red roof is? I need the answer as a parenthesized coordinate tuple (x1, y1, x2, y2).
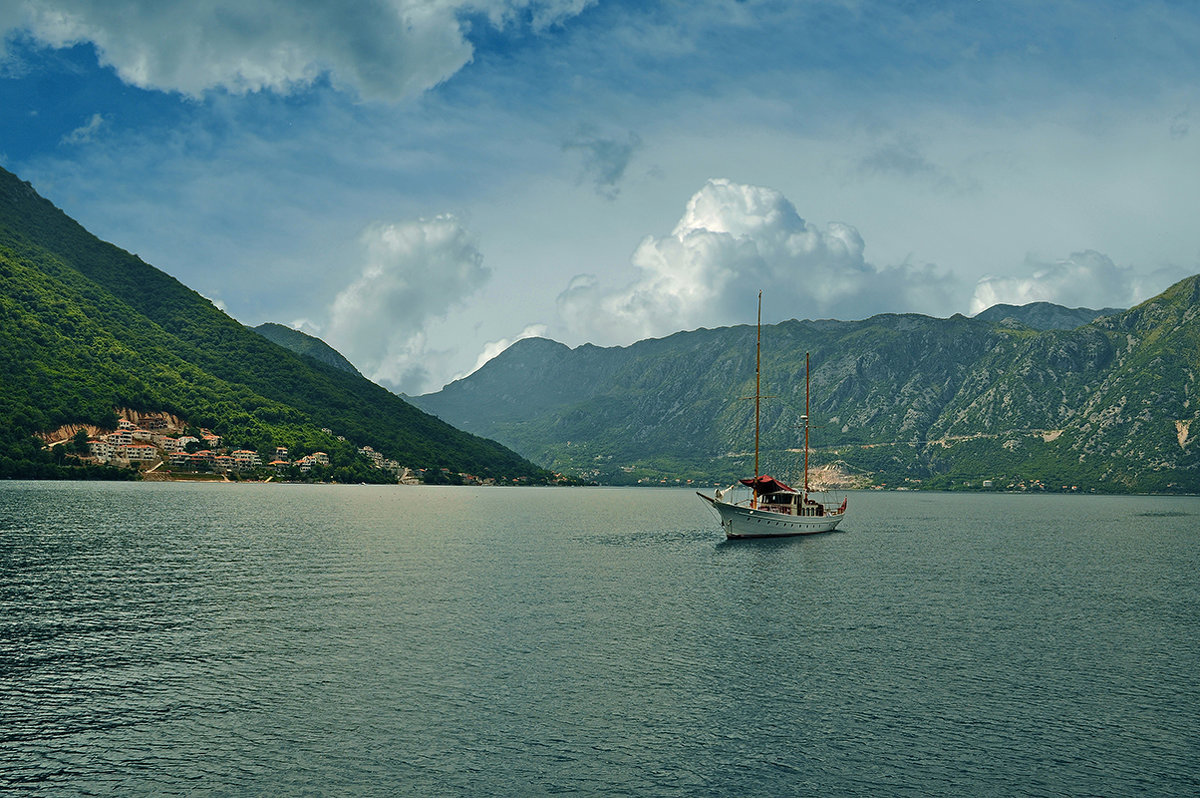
(231, 450, 261, 468)
(124, 444, 158, 462)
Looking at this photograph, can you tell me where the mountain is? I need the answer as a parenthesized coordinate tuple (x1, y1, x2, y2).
(0, 166, 551, 482)
(973, 301, 1123, 330)
(413, 287, 1200, 492)
(252, 322, 362, 376)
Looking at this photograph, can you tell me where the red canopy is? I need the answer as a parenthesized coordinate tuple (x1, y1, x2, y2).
(738, 474, 796, 495)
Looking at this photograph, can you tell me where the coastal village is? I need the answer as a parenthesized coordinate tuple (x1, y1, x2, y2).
(43, 410, 442, 484)
(91, 419, 339, 475)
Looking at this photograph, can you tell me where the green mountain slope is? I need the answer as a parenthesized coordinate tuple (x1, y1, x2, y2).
(252, 322, 362, 376)
(413, 285, 1200, 492)
(0, 166, 550, 482)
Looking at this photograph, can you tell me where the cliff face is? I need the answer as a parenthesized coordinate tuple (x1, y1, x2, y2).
(414, 280, 1200, 491)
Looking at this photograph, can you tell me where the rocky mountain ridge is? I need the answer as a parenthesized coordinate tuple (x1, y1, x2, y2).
(413, 281, 1200, 492)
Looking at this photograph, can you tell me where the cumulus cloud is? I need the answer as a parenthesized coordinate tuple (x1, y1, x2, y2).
(325, 215, 490, 394)
(563, 127, 642, 199)
(970, 250, 1167, 314)
(557, 178, 959, 343)
(4, 0, 593, 101)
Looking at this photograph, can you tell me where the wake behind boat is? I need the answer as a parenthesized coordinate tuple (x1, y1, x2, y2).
(698, 292, 847, 539)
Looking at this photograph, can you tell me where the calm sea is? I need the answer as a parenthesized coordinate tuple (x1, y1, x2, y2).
(1, 482, 1197, 796)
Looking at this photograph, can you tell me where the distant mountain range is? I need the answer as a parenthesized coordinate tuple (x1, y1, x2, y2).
(412, 283, 1200, 493)
(0, 166, 551, 483)
(6, 161, 1195, 493)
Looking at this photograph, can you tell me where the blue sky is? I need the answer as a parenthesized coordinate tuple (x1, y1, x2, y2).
(2, 0, 1198, 393)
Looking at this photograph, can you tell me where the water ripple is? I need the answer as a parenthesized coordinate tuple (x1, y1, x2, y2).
(1, 484, 1198, 796)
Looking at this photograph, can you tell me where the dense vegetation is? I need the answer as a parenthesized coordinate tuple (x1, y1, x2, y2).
(0, 167, 552, 483)
(415, 281, 1200, 492)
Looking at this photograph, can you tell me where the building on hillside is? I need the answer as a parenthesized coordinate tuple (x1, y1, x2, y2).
(231, 450, 262, 468)
(292, 452, 329, 472)
(158, 437, 184, 452)
(269, 459, 290, 472)
(202, 433, 222, 447)
(117, 419, 136, 430)
(169, 451, 190, 467)
(89, 439, 114, 461)
(213, 455, 234, 472)
(175, 436, 199, 449)
(107, 429, 132, 447)
(125, 444, 158, 462)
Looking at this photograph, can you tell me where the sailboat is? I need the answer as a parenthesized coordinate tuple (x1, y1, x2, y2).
(697, 292, 847, 538)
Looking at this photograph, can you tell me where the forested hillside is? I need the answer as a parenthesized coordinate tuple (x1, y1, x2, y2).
(414, 282, 1200, 492)
(0, 166, 550, 482)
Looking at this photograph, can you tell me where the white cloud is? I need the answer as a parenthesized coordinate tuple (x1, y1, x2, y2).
(6, 0, 594, 101)
(556, 178, 960, 344)
(325, 215, 490, 393)
(969, 250, 1182, 314)
(60, 112, 106, 145)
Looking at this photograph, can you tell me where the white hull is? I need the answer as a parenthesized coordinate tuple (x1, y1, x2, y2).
(699, 493, 844, 538)
(701, 297, 847, 539)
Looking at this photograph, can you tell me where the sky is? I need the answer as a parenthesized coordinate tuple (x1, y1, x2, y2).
(2, 0, 1198, 395)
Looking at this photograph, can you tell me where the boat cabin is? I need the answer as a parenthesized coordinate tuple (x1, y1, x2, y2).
(760, 491, 826, 517)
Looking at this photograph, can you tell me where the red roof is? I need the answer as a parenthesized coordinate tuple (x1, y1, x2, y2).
(738, 474, 796, 495)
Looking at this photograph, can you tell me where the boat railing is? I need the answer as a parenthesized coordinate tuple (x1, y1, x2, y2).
(728, 486, 846, 517)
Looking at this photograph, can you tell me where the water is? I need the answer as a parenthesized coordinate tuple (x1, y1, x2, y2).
(1, 482, 1197, 796)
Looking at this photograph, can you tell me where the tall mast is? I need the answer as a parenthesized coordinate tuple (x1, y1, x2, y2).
(754, 290, 761, 483)
(804, 351, 810, 496)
